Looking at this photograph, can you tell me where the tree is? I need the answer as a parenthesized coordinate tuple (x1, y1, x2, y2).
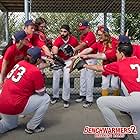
(111, 13, 140, 41)
(31, 12, 99, 40)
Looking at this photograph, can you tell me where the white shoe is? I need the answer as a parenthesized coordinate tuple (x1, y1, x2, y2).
(51, 98, 59, 104)
(25, 125, 45, 134)
(63, 101, 69, 108)
(83, 101, 92, 108)
(75, 96, 86, 103)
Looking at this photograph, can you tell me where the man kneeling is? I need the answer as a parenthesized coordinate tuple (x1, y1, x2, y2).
(0, 47, 50, 134)
(83, 43, 140, 139)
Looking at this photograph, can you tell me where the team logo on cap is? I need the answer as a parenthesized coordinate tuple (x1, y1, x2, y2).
(79, 23, 82, 26)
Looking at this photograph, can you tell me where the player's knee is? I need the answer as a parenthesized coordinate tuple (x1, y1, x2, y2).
(42, 94, 50, 104)
(96, 97, 105, 108)
(46, 94, 50, 103)
(0, 120, 18, 133)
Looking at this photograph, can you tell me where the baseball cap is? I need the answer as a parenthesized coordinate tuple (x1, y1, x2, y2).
(24, 19, 34, 26)
(27, 47, 41, 60)
(119, 35, 130, 43)
(14, 30, 27, 42)
(79, 20, 90, 30)
(97, 25, 109, 33)
(60, 24, 70, 32)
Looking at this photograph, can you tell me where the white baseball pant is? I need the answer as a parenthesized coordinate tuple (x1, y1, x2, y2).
(102, 75, 119, 90)
(0, 93, 50, 133)
(79, 59, 96, 102)
(97, 88, 140, 139)
(52, 59, 72, 101)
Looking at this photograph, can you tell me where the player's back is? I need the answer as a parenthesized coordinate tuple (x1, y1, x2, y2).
(118, 56, 140, 93)
(0, 60, 43, 115)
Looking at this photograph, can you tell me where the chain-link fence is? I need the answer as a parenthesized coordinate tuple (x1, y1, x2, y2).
(0, 0, 140, 97)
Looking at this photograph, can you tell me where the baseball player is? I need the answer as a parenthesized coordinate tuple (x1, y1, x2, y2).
(76, 27, 119, 97)
(73, 20, 96, 108)
(51, 24, 78, 108)
(31, 17, 52, 58)
(24, 19, 35, 36)
(23, 19, 35, 47)
(0, 47, 50, 134)
(97, 25, 118, 47)
(0, 31, 30, 88)
(30, 17, 54, 78)
(119, 34, 140, 59)
(84, 43, 140, 140)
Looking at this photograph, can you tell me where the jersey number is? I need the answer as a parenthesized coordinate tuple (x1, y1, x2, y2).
(130, 64, 140, 82)
(7, 64, 26, 82)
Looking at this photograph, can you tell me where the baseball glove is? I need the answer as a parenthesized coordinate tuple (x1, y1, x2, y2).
(59, 44, 74, 57)
(50, 54, 66, 70)
(69, 57, 87, 72)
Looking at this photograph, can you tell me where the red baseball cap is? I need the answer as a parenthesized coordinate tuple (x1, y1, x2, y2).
(79, 20, 89, 30)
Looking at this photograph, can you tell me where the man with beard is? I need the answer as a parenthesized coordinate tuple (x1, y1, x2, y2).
(51, 25, 78, 108)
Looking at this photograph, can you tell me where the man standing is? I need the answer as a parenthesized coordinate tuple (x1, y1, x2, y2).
(31, 17, 52, 58)
(51, 25, 78, 108)
(78, 29, 119, 96)
(74, 20, 96, 108)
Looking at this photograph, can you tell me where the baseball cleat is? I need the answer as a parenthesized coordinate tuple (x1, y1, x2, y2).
(25, 125, 45, 134)
(83, 101, 93, 108)
(51, 97, 59, 104)
(75, 96, 86, 103)
(63, 100, 69, 108)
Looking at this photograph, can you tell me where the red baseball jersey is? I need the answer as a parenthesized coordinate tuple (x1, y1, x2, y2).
(80, 31, 96, 52)
(111, 36, 119, 49)
(31, 31, 47, 48)
(26, 33, 33, 47)
(132, 44, 140, 59)
(53, 35, 78, 60)
(90, 41, 117, 65)
(31, 31, 51, 56)
(0, 44, 29, 75)
(90, 41, 117, 76)
(104, 56, 140, 94)
(0, 60, 45, 115)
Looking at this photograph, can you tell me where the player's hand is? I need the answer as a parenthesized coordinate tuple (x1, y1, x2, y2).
(47, 53, 53, 59)
(47, 58, 54, 64)
(73, 48, 78, 56)
(83, 63, 88, 68)
(80, 55, 89, 59)
(71, 54, 80, 60)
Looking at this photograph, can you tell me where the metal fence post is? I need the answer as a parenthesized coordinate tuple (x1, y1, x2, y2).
(29, 0, 32, 19)
(104, 13, 107, 28)
(24, 0, 29, 21)
(4, 11, 9, 43)
(120, 0, 126, 35)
